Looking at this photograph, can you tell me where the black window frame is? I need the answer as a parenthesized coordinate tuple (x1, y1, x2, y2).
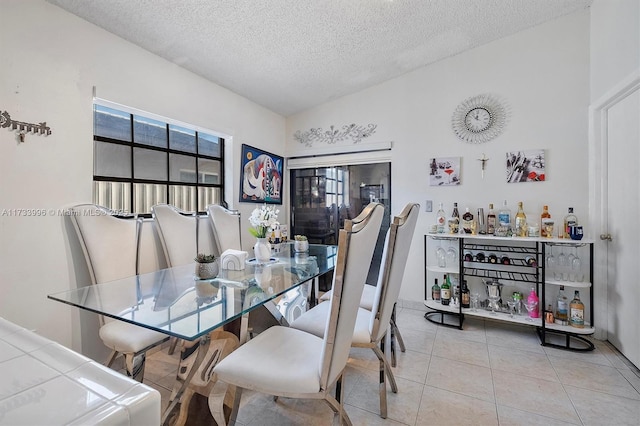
(92, 103, 225, 217)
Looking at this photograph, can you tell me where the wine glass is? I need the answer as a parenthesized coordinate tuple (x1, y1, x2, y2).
(507, 299, 517, 318)
(572, 252, 584, 282)
(470, 292, 480, 312)
(446, 245, 457, 268)
(486, 282, 501, 315)
(522, 300, 539, 322)
(546, 246, 558, 279)
(557, 247, 568, 281)
(436, 241, 446, 268)
(567, 247, 576, 281)
(488, 293, 500, 315)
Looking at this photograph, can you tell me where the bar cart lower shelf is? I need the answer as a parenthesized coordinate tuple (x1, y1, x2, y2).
(424, 300, 595, 351)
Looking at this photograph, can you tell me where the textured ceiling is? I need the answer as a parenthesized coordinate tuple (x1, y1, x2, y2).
(46, 0, 592, 116)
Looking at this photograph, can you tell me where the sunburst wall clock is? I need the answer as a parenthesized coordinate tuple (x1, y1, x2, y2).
(451, 94, 508, 144)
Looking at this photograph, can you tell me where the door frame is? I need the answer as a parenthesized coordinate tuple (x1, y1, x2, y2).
(588, 69, 640, 341)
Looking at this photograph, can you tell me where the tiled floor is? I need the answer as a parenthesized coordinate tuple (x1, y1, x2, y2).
(143, 306, 640, 425)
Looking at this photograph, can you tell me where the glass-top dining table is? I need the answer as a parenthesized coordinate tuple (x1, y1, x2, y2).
(48, 243, 337, 423)
(49, 243, 337, 341)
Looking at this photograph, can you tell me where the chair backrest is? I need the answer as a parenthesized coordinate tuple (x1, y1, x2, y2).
(152, 204, 200, 267)
(70, 204, 141, 285)
(207, 204, 242, 253)
(368, 203, 420, 342)
(319, 202, 384, 390)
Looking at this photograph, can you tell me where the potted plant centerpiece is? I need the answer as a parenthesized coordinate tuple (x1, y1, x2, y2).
(194, 253, 219, 279)
(294, 235, 309, 253)
(249, 204, 279, 263)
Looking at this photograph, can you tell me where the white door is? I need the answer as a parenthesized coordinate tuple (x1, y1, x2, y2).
(606, 87, 640, 367)
(593, 72, 640, 368)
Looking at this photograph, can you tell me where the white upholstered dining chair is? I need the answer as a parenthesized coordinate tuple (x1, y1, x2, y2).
(70, 204, 169, 381)
(151, 204, 217, 266)
(152, 204, 217, 355)
(290, 202, 420, 418)
(212, 202, 385, 425)
(207, 204, 242, 253)
(319, 215, 411, 367)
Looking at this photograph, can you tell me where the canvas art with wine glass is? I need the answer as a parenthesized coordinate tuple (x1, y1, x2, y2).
(429, 157, 461, 186)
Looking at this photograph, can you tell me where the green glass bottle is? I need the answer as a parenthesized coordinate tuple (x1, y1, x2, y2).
(441, 274, 451, 306)
(432, 278, 441, 301)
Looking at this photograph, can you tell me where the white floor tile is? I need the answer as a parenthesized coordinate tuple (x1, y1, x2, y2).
(143, 307, 640, 425)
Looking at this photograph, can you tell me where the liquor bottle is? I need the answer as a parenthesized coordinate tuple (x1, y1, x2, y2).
(461, 280, 470, 308)
(527, 287, 539, 318)
(462, 208, 474, 234)
(487, 203, 497, 235)
(515, 201, 527, 237)
(498, 200, 512, 231)
(441, 274, 451, 306)
(540, 205, 552, 238)
(563, 207, 578, 239)
(477, 208, 486, 234)
(450, 203, 460, 234)
(569, 290, 585, 328)
(545, 304, 555, 323)
(555, 286, 569, 325)
(436, 203, 446, 234)
(432, 278, 441, 301)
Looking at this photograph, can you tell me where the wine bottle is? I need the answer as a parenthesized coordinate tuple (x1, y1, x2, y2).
(515, 201, 527, 237)
(487, 203, 497, 235)
(488, 253, 498, 264)
(569, 290, 585, 328)
(555, 286, 569, 325)
(498, 200, 512, 232)
(462, 207, 474, 234)
(436, 203, 446, 234)
(461, 280, 470, 308)
(450, 203, 460, 234)
(540, 205, 552, 238)
(563, 207, 578, 239)
(441, 274, 451, 306)
(432, 278, 441, 301)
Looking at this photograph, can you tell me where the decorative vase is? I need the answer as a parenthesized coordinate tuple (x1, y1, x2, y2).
(254, 238, 272, 263)
(294, 240, 309, 253)
(195, 260, 219, 279)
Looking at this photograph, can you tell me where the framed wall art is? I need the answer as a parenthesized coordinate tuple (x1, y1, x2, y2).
(429, 156, 461, 186)
(239, 144, 283, 204)
(506, 149, 545, 183)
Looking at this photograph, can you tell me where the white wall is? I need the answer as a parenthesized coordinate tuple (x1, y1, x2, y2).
(590, 0, 640, 102)
(286, 11, 591, 307)
(0, 0, 285, 352)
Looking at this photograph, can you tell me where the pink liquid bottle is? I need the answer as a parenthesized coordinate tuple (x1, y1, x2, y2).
(527, 287, 540, 318)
